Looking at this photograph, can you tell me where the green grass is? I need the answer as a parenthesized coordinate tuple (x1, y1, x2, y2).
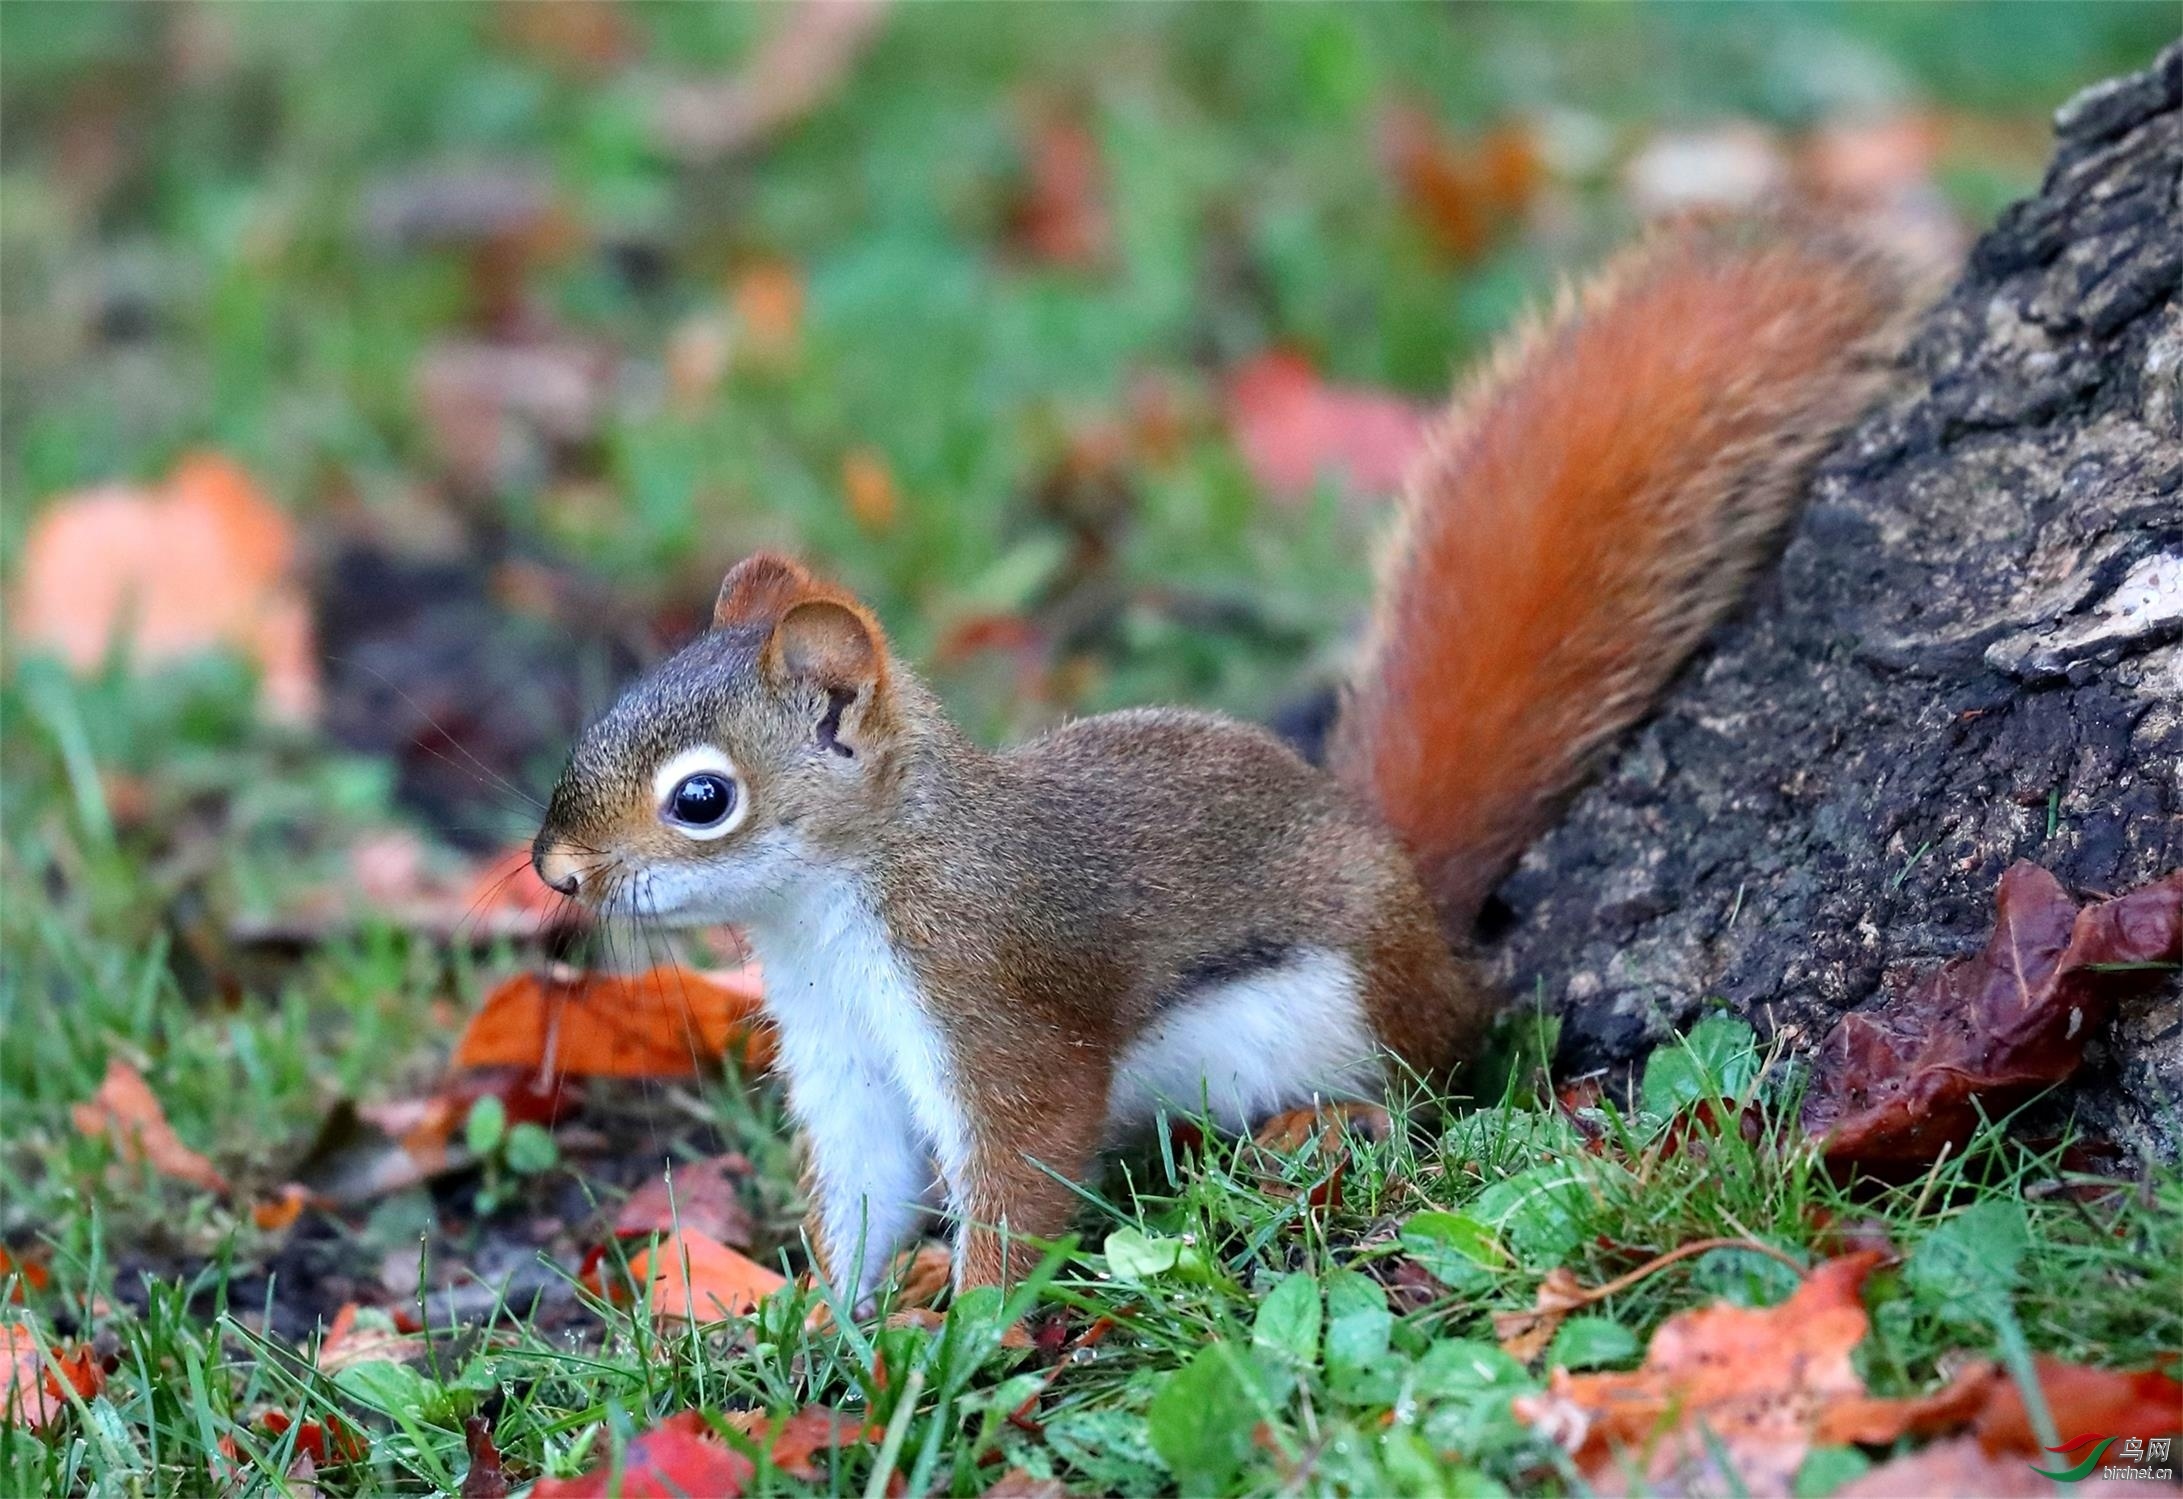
(4, 3, 2180, 1494)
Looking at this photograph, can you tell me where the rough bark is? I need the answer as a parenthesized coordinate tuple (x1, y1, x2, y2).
(1489, 45, 2183, 1158)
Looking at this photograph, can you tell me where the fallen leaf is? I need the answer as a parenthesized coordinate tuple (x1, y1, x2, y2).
(886, 1242, 954, 1311)
(1514, 1251, 1962, 1496)
(1379, 107, 1541, 260)
(453, 965, 775, 1079)
(461, 1414, 511, 1499)
(15, 453, 317, 720)
(0, 1250, 50, 1302)
(1972, 1357, 2183, 1462)
(653, 0, 888, 163)
(724, 1406, 879, 1480)
(1252, 1101, 1391, 1212)
(841, 448, 899, 533)
(71, 1059, 232, 1195)
(255, 1409, 371, 1468)
(613, 1155, 757, 1249)
(1804, 864, 2183, 1168)
(985, 1471, 1067, 1498)
(1, 1323, 103, 1431)
(299, 1072, 579, 1207)
(733, 261, 804, 362)
(1007, 105, 1111, 269)
(315, 1303, 426, 1373)
(1495, 1267, 1590, 1363)
(628, 1229, 787, 1322)
(1225, 350, 1430, 504)
(1495, 1239, 1806, 1365)
(534, 1411, 755, 1498)
(1837, 1436, 2139, 1498)
(252, 1183, 315, 1233)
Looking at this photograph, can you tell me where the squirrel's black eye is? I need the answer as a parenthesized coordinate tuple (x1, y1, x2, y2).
(665, 772, 735, 829)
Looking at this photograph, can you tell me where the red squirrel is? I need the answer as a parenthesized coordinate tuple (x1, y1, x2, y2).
(532, 221, 1903, 1305)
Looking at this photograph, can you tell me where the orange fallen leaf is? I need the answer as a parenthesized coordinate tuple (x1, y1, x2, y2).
(71, 1059, 232, 1195)
(1225, 350, 1429, 504)
(1496, 1239, 1809, 1365)
(841, 448, 900, 533)
(251, 1183, 315, 1233)
(986, 1472, 1067, 1499)
(0, 1250, 50, 1302)
(734, 261, 805, 361)
(2, 1323, 104, 1431)
(724, 1406, 880, 1481)
(255, 1408, 371, 1467)
(1379, 106, 1541, 261)
(15, 452, 317, 720)
(534, 1412, 753, 1498)
(629, 1229, 787, 1322)
(1971, 1357, 2183, 1462)
(1514, 1251, 1971, 1496)
(453, 965, 774, 1079)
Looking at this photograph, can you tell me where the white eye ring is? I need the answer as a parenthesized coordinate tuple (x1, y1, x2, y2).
(652, 745, 748, 841)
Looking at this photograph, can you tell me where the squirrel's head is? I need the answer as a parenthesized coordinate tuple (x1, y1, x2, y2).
(532, 552, 903, 926)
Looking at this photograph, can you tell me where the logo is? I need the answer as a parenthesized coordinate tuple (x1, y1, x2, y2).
(2031, 1434, 2173, 1483)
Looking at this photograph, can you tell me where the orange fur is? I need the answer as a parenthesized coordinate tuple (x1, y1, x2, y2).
(1331, 225, 1905, 931)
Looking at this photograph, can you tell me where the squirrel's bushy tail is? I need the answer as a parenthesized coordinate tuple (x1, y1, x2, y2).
(1330, 223, 1906, 935)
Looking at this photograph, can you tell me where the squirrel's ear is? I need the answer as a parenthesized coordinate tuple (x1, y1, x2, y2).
(765, 597, 885, 695)
(714, 552, 813, 630)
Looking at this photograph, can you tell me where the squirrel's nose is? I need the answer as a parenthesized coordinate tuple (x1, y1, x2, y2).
(534, 844, 585, 897)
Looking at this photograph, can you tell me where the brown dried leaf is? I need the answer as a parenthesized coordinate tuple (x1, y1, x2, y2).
(1803, 863, 2183, 1168)
(71, 1060, 232, 1196)
(460, 1414, 511, 1499)
(1493, 1267, 1590, 1363)
(614, 1155, 757, 1250)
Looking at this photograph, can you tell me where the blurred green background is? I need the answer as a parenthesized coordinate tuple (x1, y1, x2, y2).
(5, 1, 2170, 763)
(0, 7, 2174, 1488)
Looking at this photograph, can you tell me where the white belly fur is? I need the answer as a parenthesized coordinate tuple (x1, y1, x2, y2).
(1106, 947, 1383, 1139)
(745, 872, 971, 1304)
